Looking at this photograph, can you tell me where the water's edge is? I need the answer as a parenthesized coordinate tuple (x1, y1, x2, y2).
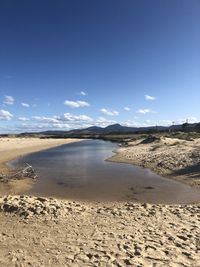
(6, 140, 200, 204)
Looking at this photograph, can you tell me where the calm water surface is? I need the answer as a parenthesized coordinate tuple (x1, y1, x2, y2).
(10, 140, 200, 203)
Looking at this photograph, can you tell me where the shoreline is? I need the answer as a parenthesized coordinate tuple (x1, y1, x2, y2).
(1, 136, 200, 198)
(108, 149, 196, 188)
(0, 137, 200, 266)
(108, 136, 200, 188)
(0, 137, 82, 195)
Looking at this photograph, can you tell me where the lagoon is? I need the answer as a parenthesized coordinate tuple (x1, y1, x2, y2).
(10, 140, 200, 203)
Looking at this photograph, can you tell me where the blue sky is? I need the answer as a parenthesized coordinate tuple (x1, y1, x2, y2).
(0, 0, 200, 133)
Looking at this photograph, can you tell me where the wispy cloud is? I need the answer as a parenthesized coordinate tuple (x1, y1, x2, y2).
(17, 122, 70, 132)
(100, 108, 119, 116)
(28, 113, 94, 131)
(64, 100, 90, 108)
(137, 108, 154, 114)
(78, 91, 87, 96)
(95, 117, 116, 127)
(145, 94, 156, 100)
(58, 113, 93, 122)
(18, 117, 29, 121)
(124, 107, 131, 111)
(32, 116, 59, 123)
(21, 102, 30, 107)
(25, 114, 115, 131)
(3, 95, 14, 105)
(33, 113, 93, 124)
(0, 109, 13, 120)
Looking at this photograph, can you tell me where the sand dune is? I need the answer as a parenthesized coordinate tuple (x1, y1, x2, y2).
(109, 136, 200, 187)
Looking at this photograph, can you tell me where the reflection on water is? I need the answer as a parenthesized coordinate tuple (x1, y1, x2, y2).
(11, 140, 200, 203)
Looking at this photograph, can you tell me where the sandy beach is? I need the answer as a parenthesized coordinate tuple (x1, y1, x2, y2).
(0, 137, 82, 167)
(0, 137, 81, 195)
(0, 195, 199, 267)
(109, 136, 200, 187)
(0, 137, 200, 266)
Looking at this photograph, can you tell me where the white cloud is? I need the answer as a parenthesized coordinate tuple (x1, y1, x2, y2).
(137, 109, 154, 114)
(18, 117, 29, 121)
(21, 102, 30, 108)
(186, 117, 199, 123)
(32, 116, 59, 123)
(32, 114, 93, 130)
(17, 123, 70, 132)
(172, 117, 199, 125)
(124, 107, 131, 111)
(50, 123, 70, 129)
(123, 120, 139, 127)
(95, 117, 116, 127)
(64, 100, 90, 108)
(123, 117, 200, 128)
(22, 113, 94, 132)
(58, 113, 93, 122)
(123, 119, 158, 127)
(3, 95, 14, 105)
(78, 91, 87, 96)
(0, 109, 13, 120)
(100, 108, 119, 116)
(145, 95, 156, 100)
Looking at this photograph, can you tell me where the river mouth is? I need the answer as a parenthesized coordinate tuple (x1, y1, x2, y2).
(9, 140, 200, 204)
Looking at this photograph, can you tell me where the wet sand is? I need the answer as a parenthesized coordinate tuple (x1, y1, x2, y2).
(0, 137, 82, 195)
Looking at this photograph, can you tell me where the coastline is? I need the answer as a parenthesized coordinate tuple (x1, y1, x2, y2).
(108, 136, 200, 188)
(0, 137, 199, 266)
(0, 137, 82, 195)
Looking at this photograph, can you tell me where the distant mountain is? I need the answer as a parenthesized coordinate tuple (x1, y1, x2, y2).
(18, 122, 200, 137)
(103, 123, 138, 133)
(66, 123, 139, 135)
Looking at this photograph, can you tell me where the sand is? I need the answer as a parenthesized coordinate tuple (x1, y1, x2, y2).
(0, 137, 200, 266)
(0, 195, 199, 267)
(109, 136, 200, 187)
(0, 137, 81, 195)
(0, 137, 81, 167)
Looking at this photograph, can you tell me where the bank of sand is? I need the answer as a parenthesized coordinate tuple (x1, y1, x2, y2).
(0, 137, 82, 195)
(109, 136, 200, 187)
(0, 137, 200, 266)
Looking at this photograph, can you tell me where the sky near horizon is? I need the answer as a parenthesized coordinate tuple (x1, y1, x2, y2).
(0, 0, 200, 133)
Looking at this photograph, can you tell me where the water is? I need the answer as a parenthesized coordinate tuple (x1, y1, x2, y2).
(10, 140, 200, 203)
